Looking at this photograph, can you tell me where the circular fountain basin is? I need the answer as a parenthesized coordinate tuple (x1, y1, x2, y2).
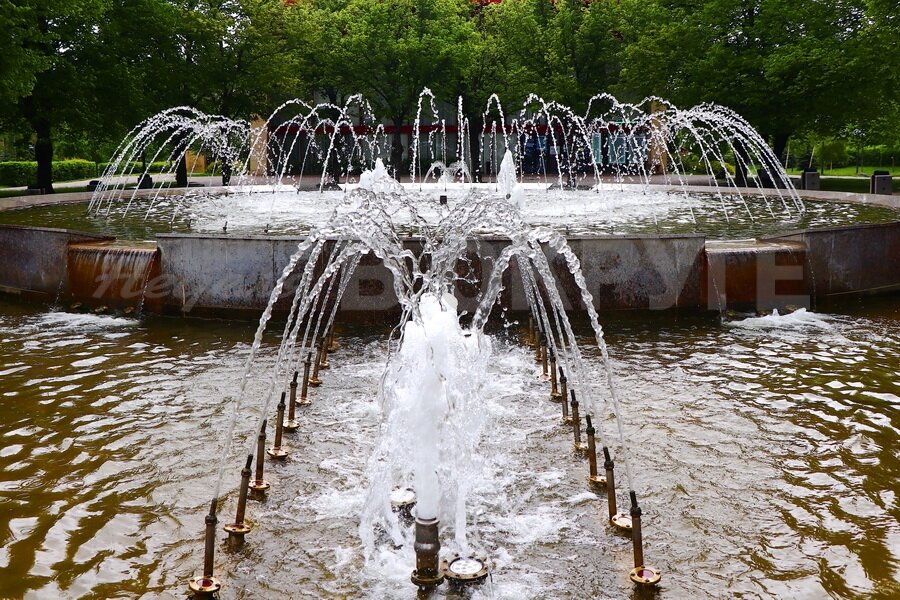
(0, 187, 897, 240)
(0, 297, 896, 598)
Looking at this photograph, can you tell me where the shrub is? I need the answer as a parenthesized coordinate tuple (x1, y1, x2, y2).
(0, 161, 36, 186)
(0, 159, 98, 186)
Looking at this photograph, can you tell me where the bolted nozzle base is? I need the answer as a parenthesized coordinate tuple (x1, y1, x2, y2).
(266, 446, 288, 460)
(188, 576, 221, 598)
(223, 522, 252, 536)
(442, 554, 491, 586)
(283, 419, 300, 432)
(307, 377, 322, 388)
(318, 359, 330, 370)
(574, 442, 589, 455)
(411, 568, 445, 588)
(248, 479, 270, 492)
(611, 512, 633, 532)
(588, 474, 607, 490)
(550, 391, 563, 403)
(630, 565, 662, 586)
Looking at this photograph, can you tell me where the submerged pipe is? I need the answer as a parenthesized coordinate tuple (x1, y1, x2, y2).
(285, 371, 299, 432)
(224, 454, 254, 545)
(410, 517, 444, 588)
(560, 369, 570, 423)
(300, 352, 312, 404)
(267, 393, 288, 459)
(249, 420, 270, 492)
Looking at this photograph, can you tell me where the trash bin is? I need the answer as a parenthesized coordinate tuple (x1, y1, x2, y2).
(870, 170, 892, 195)
(800, 168, 820, 191)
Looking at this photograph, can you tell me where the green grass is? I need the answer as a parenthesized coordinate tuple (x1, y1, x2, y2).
(787, 165, 900, 177)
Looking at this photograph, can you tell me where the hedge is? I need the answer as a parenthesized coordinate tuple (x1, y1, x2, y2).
(98, 161, 172, 175)
(0, 159, 98, 187)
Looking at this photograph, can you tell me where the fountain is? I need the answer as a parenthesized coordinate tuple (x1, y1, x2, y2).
(0, 91, 898, 599)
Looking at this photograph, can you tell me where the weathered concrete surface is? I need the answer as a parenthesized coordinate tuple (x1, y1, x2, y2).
(154, 234, 308, 316)
(0, 226, 112, 299)
(767, 221, 900, 297)
(150, 233, 706, 318)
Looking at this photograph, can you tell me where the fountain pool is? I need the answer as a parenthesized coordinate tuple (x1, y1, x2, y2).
(0, 186, 897, 241)
(0, 297, 897, 598)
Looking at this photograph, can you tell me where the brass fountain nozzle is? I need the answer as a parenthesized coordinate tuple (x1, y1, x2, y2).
(549, 349, 562, 402)
(188, 498, 222, 598)
(308, 345, 323, 387)
(560, 369, 572, 424)
(299, 353, 312, 405)
(284, 371, 300, 432)
(224, 454, 254, 544)
(410, 517, 444, 589)
(570, 390, 587, 454)
(628, 490, 662, 586)
(585, 415, 606, 490)
(603, 447, 632, 532)
(267, 393, 289, 459)
(318, 335, 330, 370)
(249, 420, 270, 492)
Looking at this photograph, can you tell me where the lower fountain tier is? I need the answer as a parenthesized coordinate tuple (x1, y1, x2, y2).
(0, 222, 897, 318)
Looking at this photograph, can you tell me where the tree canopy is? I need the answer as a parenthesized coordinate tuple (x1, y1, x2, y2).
(0, 0, 897, 186)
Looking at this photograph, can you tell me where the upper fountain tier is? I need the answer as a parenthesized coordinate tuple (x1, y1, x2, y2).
(88, 91, 801, 216)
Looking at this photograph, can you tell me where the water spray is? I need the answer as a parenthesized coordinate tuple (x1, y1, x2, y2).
(284, 371, 300, 432)
(628, 491, 662, 586)
(390, 487, 417, 525)
(266, 393, 288, 459)
(223, 454, 253, 546)
(248, 420, 270, 493)
(187, 497, 221, 598)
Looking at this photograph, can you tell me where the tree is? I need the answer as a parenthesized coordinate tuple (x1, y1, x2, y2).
(326, 0, 477, 176)
(617, 0, 891, 165)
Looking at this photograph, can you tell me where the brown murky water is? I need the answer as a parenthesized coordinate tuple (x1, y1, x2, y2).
(0, 297, 897, 599)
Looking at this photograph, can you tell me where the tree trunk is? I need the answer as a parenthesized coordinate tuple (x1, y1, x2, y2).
(733, 142, 751, 187)
(175, 152, 188, 187)
(772, 132, 790, 167)
(34, 118, 54, 194)
(468, 113, 483, 183)
(390, 118, 404, 180)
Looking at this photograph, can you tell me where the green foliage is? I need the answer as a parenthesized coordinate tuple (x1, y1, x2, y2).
(0, 159, 96, 187)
